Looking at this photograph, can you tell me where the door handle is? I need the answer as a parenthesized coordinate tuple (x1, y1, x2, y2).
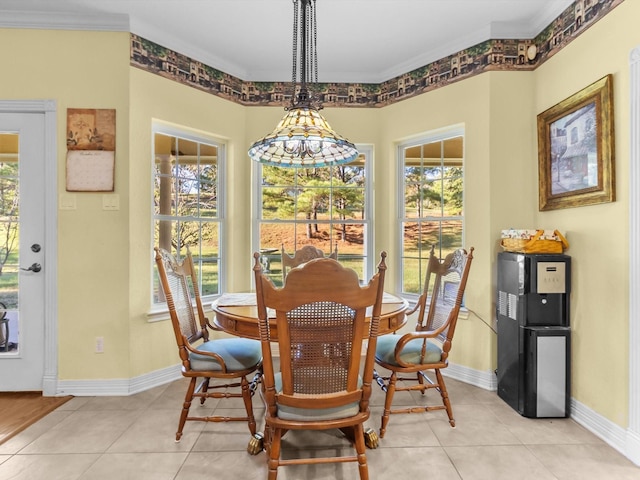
(21, 263, 42, 273)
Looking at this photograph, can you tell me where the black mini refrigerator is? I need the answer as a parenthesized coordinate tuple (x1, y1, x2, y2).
(496, 252, 571, 417)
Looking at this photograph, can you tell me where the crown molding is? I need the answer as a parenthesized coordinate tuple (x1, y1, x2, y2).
(0, 10, 129, 31)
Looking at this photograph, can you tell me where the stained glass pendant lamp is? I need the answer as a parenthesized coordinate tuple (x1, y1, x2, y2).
(248, 0, 358, 167)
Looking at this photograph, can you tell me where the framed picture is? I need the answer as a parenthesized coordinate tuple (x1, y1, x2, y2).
(66, 108, 116, 192)
(537, 74, 615, 211)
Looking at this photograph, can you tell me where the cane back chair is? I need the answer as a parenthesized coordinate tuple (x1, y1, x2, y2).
(374, 246, 474, 438)
(154, 247, 262, 441)
(254, 252, 387, 480)
(280, 244, 338, 284)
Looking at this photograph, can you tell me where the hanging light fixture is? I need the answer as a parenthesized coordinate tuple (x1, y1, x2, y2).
(248, 0, 358, 167)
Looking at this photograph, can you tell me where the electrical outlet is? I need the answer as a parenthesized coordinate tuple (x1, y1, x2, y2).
(95, 336, 104, 353)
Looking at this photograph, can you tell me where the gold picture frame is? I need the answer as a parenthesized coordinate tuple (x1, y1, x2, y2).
(537, 74, 615, 211)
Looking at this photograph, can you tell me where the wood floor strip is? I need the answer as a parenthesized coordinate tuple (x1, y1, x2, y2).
(0, 392, 72, 445)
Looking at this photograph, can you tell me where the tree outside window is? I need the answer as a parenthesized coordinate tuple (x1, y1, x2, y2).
(258, 154, 370, 286)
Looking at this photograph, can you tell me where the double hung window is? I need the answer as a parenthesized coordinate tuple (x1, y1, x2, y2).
(399, 128, 464, 295)
(152, 125, 224, 305)
(255, 148, 372, 286)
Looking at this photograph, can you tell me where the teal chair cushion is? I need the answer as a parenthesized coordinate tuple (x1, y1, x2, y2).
(273, 372, 361, 421)
(375, 334, 442, 366)
(189, 338, 262, 372)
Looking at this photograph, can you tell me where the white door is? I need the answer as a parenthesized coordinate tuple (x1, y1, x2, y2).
(0, 112, 47, 391)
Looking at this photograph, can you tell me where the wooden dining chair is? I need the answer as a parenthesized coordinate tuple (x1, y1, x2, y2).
(280, 243, 338, 284)
(154, 247, 262, 442)
(254, 252, 387, 480)
(373, 246, 474, 438)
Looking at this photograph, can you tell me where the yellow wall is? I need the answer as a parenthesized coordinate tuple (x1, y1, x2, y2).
(0, 0, 637, 430)
(0, 29, 132, 379)
(533, 1, 637, 426)
(128, 68, 249, 376)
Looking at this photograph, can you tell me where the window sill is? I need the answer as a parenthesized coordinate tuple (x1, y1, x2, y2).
(146, 301, 215, 323)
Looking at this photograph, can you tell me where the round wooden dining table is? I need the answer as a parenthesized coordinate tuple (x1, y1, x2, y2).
(212, 291, 408, 340)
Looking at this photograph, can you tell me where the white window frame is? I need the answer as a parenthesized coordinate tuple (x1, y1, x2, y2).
(150, 122, 226, 312)
(396, 125, 465, 299)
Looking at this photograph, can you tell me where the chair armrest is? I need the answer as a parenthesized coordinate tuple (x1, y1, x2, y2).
(405, 293, 425, 316)
(183, 337, 228, 372)
(385, 330, 442, 368)
(206, 318, 222, 331)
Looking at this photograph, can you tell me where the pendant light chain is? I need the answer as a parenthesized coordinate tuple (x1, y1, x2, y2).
(291, 0, 299, 97)
(248, 0, 359, 167)
(312, 0, 318, 86)
(305, 0, 313, 86)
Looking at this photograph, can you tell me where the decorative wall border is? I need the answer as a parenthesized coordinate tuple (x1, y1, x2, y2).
(130, 0, 624, 108)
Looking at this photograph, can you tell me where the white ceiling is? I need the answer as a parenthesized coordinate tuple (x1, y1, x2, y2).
(0, 0, 574, 83)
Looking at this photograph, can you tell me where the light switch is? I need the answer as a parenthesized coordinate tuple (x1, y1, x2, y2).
(102, 194, 120, 211)
(59, 194, 77, 210)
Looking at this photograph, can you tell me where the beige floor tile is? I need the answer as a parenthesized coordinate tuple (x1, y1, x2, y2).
(369, 446, 461, 478)
(191, 407, 265, 452)
(78, 452, 188, 480)
(1, 376, 638, 480)
(55, 396, 91, 411)
(369, 406, 441, 447)
(106, 408, 206, 453)
(20, 410, 142, 454)
(445, 445, 557, 480)
(443, 375, 506, 406)
(488, 402, 604, 445)
(0, 453, 100, 480)
(146, 377, 190, 407)
(429, 404, 521, 446)
(0, 410, 73, 455)
(175, 451, 265, 479)
(528, 444, 640, 480)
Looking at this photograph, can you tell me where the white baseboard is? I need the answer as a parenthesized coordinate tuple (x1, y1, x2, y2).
(443, 362, 497, 391)
(626, 429, 640, 466)
(55, 364, 182, 396)
(571, 397, 640, 466)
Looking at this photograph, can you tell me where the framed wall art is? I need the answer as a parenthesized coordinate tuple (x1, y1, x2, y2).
(66, 108, 116, 192)
(537, 74, 615, 211)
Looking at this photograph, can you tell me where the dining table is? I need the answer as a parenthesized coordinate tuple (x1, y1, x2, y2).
(212, 291, 408, 340)
(211, 291, 409, 453)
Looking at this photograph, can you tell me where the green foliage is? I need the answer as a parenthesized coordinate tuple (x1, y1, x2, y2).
(140, 38, 167, 58)
(254, 82, 275, 93)
(261, 165, 365, 224)
(361, 84, 381, 94)
(204, 65, 224, 81)
(409, 65, 429, 79)
(466, 40, 492, 57)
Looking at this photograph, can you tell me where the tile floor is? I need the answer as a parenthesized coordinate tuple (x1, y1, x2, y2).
(0, 372, 639, 479)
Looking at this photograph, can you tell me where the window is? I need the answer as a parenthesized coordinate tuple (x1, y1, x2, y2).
(398, 127, 464, 295)
(152, 125, 224, 306)
(255, 148, 372, 286)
